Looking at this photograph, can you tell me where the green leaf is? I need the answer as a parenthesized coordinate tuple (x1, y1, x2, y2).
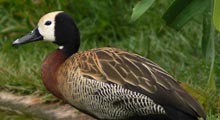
(213, 0, 220, 31)
(202, 2, 212, 57)
(162, 0, 192, 25)
(163, 0, 209, 30)
(131, 0, 155, 22)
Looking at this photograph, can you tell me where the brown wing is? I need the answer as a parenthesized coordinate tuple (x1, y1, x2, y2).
(75, 47, 205, 119)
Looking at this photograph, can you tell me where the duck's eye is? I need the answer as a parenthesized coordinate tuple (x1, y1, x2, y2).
(44, 21, 52, 26)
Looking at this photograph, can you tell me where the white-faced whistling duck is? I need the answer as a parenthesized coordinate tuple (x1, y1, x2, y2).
(13, 11, 206, 120)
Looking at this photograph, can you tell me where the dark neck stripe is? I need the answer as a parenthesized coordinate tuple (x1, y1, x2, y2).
(55, 12, 80, 57)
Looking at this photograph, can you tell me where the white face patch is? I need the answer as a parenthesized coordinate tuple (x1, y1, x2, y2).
(37, 11, 63, 42)
(59, 46, 64, 50)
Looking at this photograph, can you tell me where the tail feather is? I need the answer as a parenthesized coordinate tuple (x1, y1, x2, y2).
(165, 106, 200, 120)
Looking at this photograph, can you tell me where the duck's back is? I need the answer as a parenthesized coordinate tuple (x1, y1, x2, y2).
(57, 47, 205, 120)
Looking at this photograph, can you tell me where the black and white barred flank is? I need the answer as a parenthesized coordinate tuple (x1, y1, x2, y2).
(62, 72, 165, 119)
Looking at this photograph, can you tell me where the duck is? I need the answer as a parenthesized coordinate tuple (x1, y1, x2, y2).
(12, 11, 206, 120)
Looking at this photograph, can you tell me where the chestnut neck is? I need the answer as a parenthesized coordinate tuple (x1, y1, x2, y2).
(41, 49, 69, 99)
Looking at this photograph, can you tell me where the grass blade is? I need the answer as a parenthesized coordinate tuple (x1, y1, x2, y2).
(180, 82, 206, 108)
(202, 2, 212, 57)
(202, 0, 216, 93)
(131, 0, 155, 22)
(207, 33, 216, 93)
(213, 0, 220, 31)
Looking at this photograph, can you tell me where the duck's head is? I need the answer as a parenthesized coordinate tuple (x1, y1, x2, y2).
(13, 11, 80, 57)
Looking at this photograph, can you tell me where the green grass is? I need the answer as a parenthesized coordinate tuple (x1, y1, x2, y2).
(0, 0, 219, 119)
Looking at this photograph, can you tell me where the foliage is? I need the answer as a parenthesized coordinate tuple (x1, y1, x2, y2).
(131, 0, 155, 22)
(162, 0, 209, 31)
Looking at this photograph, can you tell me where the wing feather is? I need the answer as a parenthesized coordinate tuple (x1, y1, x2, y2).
(72, 47, 205, 118)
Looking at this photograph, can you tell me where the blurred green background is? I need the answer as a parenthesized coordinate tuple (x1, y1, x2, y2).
(0, 0, 219, 119)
